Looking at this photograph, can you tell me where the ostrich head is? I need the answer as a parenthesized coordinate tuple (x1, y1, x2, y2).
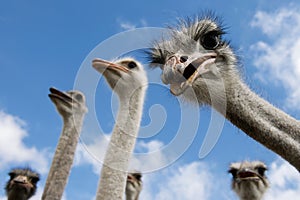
(5, 168, 40, 200)
(147, 15, 238, 105)
(92, 57, 148, 99)
(228, 161, 269, 200)
(48, 87, 88, 117)
(126, 172, 143, 200)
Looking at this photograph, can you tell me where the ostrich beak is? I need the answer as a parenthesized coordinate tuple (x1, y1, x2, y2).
(13, 175, 29, 185)
(163, 53, 217, 95)
(92, 58, 129, 73)
(236, 169, 262, 182)
(48, 87, 77, 106)
(127, 174, 135, 184)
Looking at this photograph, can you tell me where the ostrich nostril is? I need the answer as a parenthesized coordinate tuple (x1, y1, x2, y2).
(180, 56, 188, 63)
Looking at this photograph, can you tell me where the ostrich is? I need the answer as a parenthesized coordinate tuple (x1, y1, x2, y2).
(92, 57, 147, 200)
(5, 168, 40, 200)
(42, 87, 87, 200)
(147, 15, 300, 170)
(228, 161, 269, 200)
(126, 172, 143, 200)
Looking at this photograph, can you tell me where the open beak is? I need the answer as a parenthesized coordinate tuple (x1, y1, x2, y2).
(236, 169, 262, 182)
(48, 87, 75, 105)
(92, 58, 129, 73)
(163, 52, 217, 96)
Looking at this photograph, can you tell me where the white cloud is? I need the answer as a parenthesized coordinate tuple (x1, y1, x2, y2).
(264, 158, 300, 200)
(117, 19, 148, 31)
(75, 139, 214, 199)
(120, 21, 136, 30)
(251, 9, 300, 37)
(75, 137, 168, 174)
(0, 110, 48, 173)
(74, 134, 110, 174)
(129, 140, 169, 172)
(74, 134, 300, 200)
(140, 158, 300, 200)
(139, 161, 231, 200)
(151, 162, 213, 200)
(0, 110, 52, 199)
(250, 7, 300, 109)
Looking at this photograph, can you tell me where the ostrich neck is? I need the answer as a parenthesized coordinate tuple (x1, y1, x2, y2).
(126, 191, 140, 200)
(42, 113, 85, 200)
(218, 80, 300, 170)
(96, 87, 146, 200)
(239, 195, 262, 200)
(8, 192, 28, 200)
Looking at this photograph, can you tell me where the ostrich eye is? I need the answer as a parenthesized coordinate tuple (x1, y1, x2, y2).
(74, 93, 83, 102)
(201, 31, 220, 50)
(8, 172, 16, 179)
(128, 61, 137, 69)
(134, 174, 142, 180)
(256, 167, 267, 176)
(228, 168, 238, 178)
(30, 177, 40, 184)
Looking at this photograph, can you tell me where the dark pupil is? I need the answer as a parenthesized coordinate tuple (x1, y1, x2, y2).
(257, 167, 266, 176)
(134, 174, 141, 180)
(128, 61, 137, 69)
(229, 169, 238, 178)
(9, 173, 16, 179)
(75, 94, 83, 101)
(201, 33, 219, 50)
(31, 177, 39, 184)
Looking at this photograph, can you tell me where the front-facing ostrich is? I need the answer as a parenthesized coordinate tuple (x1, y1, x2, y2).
(5, 168, 40, 200)
(92, 57, 147, 200)
(148, 15, 300, 170)
(126, 172, 143, 200)
(42, 88, 87, 200)
(228, 161, 269, 200)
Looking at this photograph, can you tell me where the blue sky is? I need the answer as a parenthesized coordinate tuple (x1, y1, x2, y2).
(0, 0, 300, 199)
